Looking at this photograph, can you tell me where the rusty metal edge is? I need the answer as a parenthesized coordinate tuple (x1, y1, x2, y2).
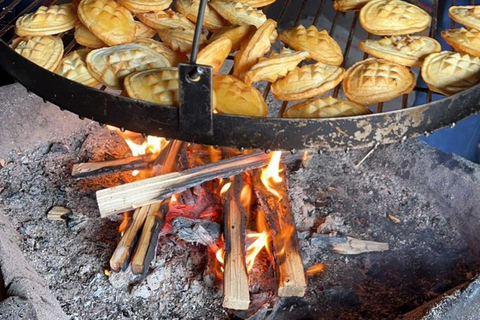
(2, 41, 480, 152)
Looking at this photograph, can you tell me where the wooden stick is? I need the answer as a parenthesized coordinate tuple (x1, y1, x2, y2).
(109, 206, 149, 271)
(72, 154, 157, 177)
(331, 237, 389, 255)
(222, 175, 250, 310)
(97, 151, 300, 217)
(252, 167, 307, 297)
(130, 201, 169, 275)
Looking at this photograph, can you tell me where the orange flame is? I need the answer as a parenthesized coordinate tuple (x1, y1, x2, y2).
(214, 232, 269, 273)
(240, 184, 252, 211)
(118, 212, 131, 236)
(245, 231, 269, 271)
(107, 126, 168, 176)
(104, 269, 111, 277)
(306, 263, 326, 276)
(220, 182, 231, 196)
(276, 224, 294, 258)
(260, 151, 283, 199)
(125, 135, 167, 156)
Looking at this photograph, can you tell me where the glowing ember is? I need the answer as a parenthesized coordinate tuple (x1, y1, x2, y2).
(170, 194, 179, 204)
(260, 151, 283, 199)
(306, 263, 326, 276)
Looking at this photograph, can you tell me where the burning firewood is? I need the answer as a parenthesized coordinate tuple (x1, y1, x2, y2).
(110, 206, 149, 271)
(221, 175, 250, 310)
(96, 151, 302, 217)
(252, 152, 307, 297)
(108, 140, 184, 273)
(131, 200, 170, 275)
(71, 154, 157, 177)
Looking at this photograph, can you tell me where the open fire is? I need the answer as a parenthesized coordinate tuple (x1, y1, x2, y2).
(75, 128, 316, 312)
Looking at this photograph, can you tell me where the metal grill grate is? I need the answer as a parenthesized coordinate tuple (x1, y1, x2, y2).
(1, 0, 480, 151)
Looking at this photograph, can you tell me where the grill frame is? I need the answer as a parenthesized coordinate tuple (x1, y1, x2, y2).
(1, 0, 479, 151)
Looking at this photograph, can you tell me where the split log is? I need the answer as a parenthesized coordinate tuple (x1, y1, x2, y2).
(222, 175, 250, 310)
(47, 206, 71, 221)
(131, 201, 169, 275)
(72, 139, 184, 177)
(331, 237, 389, 255)
(97, 151, 300, 217)
(109, 206, 149, 271)
(72, 154, 157, 177)
(252, 167, 307, 297)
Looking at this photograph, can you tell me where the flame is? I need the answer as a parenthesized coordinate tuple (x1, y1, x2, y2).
(306, 263, 326, 276)
(220, 182, 231, 196)
(104, 269, 111, 277)
(125, 135, 166, 156)
(170, 194, 179, 204)
(245, 231, 269, 271)
(216, 247, 225, 265)
(107, 126, 168, 176)
(240, 184, 252, 211)
(276, 224, 294, 258)
(214, 231, 269, 273)
(260, 151, 283, 199)
(118, 212, 131, 236)
(256, 210, 272, 257)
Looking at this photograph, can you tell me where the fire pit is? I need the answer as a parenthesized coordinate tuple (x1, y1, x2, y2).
(2, 0, 480, 319)
(1, 105, 480, 319)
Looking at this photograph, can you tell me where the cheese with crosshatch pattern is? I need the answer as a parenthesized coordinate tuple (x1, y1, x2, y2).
(210, 0, 267, 28)
(124, 68, 179, 106)
(279, 25, 343, 66)
(15, 4, 78, 36)
(85, 43, 171, 89)
(421, 51, 480, 96)
(271, 62, 345, 101)
(77, 0, 135, 46)
(343, 57, 415, 105)
(213, 75, 267, 117)
(14, 36, 64, 71)
(283, 97, 371, 118)
(441, 28, 480, 58)
(359, 0, 431, 35)
(55, 49, 99, 87)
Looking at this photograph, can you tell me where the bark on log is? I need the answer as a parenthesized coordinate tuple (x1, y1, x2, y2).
(131, 201, 169, 275)
(72, 154, 157, 177)
(252, 167, 307, 297)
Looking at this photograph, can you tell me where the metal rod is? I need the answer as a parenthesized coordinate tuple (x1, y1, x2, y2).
(333, 11, 359, 98)
(189, 0, 207, 64)
(402, 94, 408, 109)
(312, 0, 327, 26)
(0, 0, 22, 20)
(329, 10, 340, 36)
(376, 102, 383, 113)
(64, 38, 77, 55)
(363, 33, 372, 60)
(294, 0, 308, 25)
(270, 0, 292, 24)
(427, 0, 438, 103)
